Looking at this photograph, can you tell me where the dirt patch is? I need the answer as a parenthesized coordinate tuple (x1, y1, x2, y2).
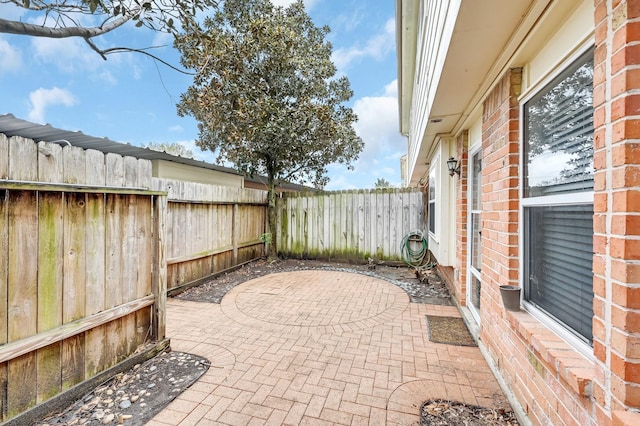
(176, 258, 452, 304)
(421, 399, 519, 425)
(425, 315, 477, 347)
(36, 351, 209, 426)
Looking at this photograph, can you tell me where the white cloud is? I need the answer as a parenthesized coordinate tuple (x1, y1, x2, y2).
(352, 84, 404, 163)
(31, 37, 96, 72)
(28, 87, 77, 124)
(325, 79, 405, 190)
(0, 38, 22, 74)
(332, 18, 395, 70)
(168, 125, 184, 132)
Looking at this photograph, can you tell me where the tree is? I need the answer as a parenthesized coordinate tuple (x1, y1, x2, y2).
(144, 142, 194, 159)
(374, 178, 391, 188)
(0, 0, 218, 59)
(175, 0, 363, 258)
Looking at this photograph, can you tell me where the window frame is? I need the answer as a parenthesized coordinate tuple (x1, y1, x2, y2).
(518, 45, 595, 359)
(428, 156, 438, 237)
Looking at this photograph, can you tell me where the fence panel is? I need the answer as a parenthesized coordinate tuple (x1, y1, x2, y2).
(0, 134, 165, 423)
(277, 188, 425, 261)
(152, 179, 268, 293)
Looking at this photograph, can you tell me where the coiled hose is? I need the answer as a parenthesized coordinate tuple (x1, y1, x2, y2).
(400, 230, 435, 269)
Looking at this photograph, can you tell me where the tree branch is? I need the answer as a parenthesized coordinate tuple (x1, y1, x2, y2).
(97, 45, 196, 75)
(0, 14, 130, 39)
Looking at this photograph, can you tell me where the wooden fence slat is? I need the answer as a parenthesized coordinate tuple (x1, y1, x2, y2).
(7, 190, 38, 417)
(8, 136, 37, 181)
(62, 192, 87, 390)
(36, 192, 64, 401)
(0, 134, 8, 180)
(0, 191, 7, 346)
(37, 142, 63, 183)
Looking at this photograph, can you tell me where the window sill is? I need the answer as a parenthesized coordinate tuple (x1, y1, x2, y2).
(506, 310, 594, 398)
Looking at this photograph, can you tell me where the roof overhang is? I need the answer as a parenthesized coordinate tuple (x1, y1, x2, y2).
(398, 0, 554, 185)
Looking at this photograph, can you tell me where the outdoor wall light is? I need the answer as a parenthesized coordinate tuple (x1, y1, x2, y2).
(446, 157, 461, 177)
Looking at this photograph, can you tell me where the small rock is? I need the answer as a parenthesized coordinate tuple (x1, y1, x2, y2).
(102, 413, 114, 424)
(139, 403, 147, 408)
(121, 414, 133, 421)
(102, 398, 113, 405)
(147, 383, 155, 389)
(130, 395, 139, 403)
(149, 366, 157, 372)
(119, 399, 131, 409)
(106, 389, 113, 396)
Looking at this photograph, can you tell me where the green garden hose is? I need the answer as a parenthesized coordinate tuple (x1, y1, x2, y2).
(400, 230, 435, 269)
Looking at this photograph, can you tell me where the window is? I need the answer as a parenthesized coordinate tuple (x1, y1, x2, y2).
(428, 165, 436, 234)
(522, 48, 594, 346)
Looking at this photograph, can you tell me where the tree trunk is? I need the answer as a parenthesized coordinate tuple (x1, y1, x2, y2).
(267, 173, 278, 261)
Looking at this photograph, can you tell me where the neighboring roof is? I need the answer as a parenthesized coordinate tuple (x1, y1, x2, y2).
(0, 113, 317, 192)
(0, 113, 241, 177)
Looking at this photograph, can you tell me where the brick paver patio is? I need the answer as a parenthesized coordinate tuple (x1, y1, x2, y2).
(148, 270, 511, 425)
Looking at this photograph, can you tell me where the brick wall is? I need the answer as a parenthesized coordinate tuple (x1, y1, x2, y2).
(478, 68, 599, 425)
(479, 68, 521, 326)
(593, 0, 640, 423)
(453, 131, 468, 306)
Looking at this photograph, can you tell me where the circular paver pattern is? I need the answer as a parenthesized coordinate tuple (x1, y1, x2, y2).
(220, 270, 409, 334)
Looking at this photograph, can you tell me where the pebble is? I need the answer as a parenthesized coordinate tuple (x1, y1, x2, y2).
(147, 383, 156, 389)
(102, 413, 114, 424)
(149, 366, 157, 372)
(130, 395, 140, 403)
(119, 399, 131, 409)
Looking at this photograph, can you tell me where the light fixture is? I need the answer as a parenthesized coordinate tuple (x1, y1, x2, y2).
(446, 157, 460, 177)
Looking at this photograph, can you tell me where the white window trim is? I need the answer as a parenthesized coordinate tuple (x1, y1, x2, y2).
(518, 45, 595, 360)
(467, 143, 482, 325)
(428, 154, 439, 242)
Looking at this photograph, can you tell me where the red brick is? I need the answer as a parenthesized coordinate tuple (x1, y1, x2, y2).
(611, 374, 640, 407)
(611, 214, 640, 235)
(613, 119, 640, 142)
(612, 190, 640, 212)
(612, 328, 640, 359)
(612, 45, 640, 73)
(612, 143, 640, 166)
(612, 95, 640, 120)
(612, 69, 640, 97)
(613, 410, 640, 426)
(612, 165, 640, 188)
(610, 237, 640, 259)
(612, 281, 640, 308)
(611, 304, 640, 332)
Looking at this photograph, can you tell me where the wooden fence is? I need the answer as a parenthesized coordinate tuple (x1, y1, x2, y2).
(277, 188, 425, 261)
(0, 135, 167, 424)
(152, 179, 268, 294)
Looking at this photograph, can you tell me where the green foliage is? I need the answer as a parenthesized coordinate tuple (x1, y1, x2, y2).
(144, 142, 195, 159)
(374, 178, 392, 188)
(1, 0, 218, 39)
(175, 0, 363, 189)
(175, 0, 363, 256)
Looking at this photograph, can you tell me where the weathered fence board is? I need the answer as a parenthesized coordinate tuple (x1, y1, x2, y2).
(152, 179, 268, 293)
(0, 133, 165, 424)
(277, 188, 425, 261)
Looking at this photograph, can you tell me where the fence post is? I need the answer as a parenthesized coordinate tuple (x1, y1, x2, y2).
(152, 194, 167, 340)
(232, 203, 239, 265)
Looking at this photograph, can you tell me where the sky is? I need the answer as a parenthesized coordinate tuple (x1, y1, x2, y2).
(0, 0, 406, 190)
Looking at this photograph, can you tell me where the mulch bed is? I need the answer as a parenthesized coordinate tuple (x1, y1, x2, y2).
(175, 258, 453, 304)
(421, 399, 519, 425)
(36, 351, 209, 425)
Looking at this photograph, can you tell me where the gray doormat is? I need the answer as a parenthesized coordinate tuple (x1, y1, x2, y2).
(425, 315, 477, 346)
